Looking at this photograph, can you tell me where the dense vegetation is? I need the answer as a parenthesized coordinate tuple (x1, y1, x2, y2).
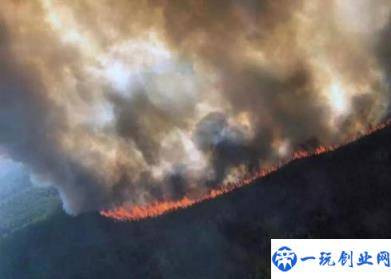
(0, 183, 60, 237)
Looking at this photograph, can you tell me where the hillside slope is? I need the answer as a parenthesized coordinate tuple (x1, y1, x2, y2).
(1, 126, 391, 279)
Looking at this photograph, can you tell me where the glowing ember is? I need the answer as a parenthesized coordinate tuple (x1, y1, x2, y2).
(101, 120, 391, 221)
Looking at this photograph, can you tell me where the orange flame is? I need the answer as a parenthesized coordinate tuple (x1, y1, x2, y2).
(100, 120, 391, 221)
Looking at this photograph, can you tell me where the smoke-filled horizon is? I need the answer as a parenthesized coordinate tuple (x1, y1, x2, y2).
(0, 0, 390, 214)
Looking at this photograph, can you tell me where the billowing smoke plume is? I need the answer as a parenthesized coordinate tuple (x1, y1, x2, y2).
(0, 0, 390, 214)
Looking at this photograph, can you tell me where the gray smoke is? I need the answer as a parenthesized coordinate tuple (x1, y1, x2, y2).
(0, 0, 390, 214)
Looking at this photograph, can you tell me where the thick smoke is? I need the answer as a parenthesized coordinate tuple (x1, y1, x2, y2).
(0, 0, 390, 214)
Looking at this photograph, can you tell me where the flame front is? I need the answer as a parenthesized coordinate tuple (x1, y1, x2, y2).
(101, 120, 391, 221)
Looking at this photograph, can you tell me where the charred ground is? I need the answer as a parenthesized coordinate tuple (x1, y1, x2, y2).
(1, 126, 391, 279)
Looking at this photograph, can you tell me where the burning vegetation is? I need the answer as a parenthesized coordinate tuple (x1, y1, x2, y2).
(101, 120, 391, 221)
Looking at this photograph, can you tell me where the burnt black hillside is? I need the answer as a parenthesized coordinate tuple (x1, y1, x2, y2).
(1, 126, 391, 279)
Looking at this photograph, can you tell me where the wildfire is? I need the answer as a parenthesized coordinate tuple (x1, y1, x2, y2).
(100, 120, 391, 221)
